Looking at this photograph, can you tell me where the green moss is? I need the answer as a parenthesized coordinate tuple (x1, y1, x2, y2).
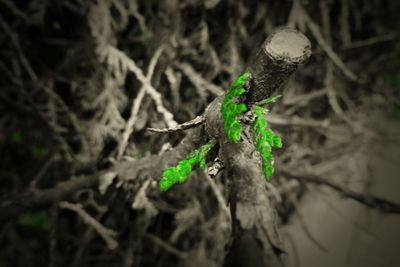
(160, 141, 215, 191)
(220, 72, 250, 141)
(252, 96, 283, 179)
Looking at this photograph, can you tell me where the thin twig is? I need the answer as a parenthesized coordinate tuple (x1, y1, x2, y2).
(291, 0, 358, 81)
(341, 34, 396, 50)
(147, 115, 205, 133)
(204, 173, 231, 219)
(279, 170, 400, 214)
(267, 114, 329, 128)
(175, 62, 224, 96)
(283, 88, 328, 105)
(117, 45, 168, 158)
(145, 233, 187, 259)
(59, 201, 118, 250)
(104, 45, 177, 127)
(29, 154, 56, 190)
(0, 0, 28, 21)
(0, 15, 38, 81)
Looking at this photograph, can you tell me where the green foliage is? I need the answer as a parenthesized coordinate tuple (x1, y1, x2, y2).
(160, 141, 215, 191)
(255, 94, 282, 106)
(252, 97, 283, 179)
(16, 210, 48, 228)
(221, 72, 250, 141)
(220, 73, 282, 179)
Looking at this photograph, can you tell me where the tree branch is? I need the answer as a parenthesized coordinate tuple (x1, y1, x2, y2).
(279, 170, 400, 214)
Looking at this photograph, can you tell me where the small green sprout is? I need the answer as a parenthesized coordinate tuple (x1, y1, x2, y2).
(252, 95, 283, 179)
(160, 141, 215, 191)
(220, 72, 250, 141)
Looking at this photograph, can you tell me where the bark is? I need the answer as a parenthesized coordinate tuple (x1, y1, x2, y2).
(246, 27, 311, 105)
(205, 27, 311, 267)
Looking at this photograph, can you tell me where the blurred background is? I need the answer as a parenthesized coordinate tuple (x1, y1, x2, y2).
(0, 0, 399, 266)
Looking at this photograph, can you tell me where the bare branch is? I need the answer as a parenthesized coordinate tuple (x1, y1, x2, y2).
(147, 115, 205, 133)
(0, 174, 99, 223)
(59, 201, 118, 250)
(279, 170, 400, 214)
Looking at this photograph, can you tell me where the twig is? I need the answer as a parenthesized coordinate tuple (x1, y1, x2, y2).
(0, 173, 100, 223)
(267, 114, 329, 128)
(117, 45, 170, 158)
(279, 170, 400, 214)
(204, 173, 231, 219)
(42, 81, 89, 153)
(29, 153, 56, 190)
(291, 0, 358, 81)
(341, 34, 396, 50)
(339, 0, 351, 46)
(175, 62, 224, 96)
(103, 45, 177, 128)
(59, 201, 118, 250)
(283, 88, 328, 105)
(145, 233, 187, 259)
(306, 17, 358, 82)
(165, 66, 182, 107)
(118, 88, 145, 158)
(147, 115, 205, 133)
(0, 15, 38, 81)
(0, 0, 28, 21)
(320, 2, 356, 128)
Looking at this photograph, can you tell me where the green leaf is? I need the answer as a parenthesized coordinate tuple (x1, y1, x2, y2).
(255, 95, 282, 106)
(232, 88, 246, 97)
(236, 103, 247, 114)
(178, 161, 192, 177)
(272, 136, 282, 148)
(230, 72, 250, 90)
(160, 141, 215, 190)
(199, 158, 206, 171)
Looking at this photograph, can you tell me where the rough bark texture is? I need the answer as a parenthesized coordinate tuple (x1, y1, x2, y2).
(204, 27, 312, 267)
(246, 27, 311, 105)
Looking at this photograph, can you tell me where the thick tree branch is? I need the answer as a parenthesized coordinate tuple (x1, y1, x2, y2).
(205, 27, 312, 267)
